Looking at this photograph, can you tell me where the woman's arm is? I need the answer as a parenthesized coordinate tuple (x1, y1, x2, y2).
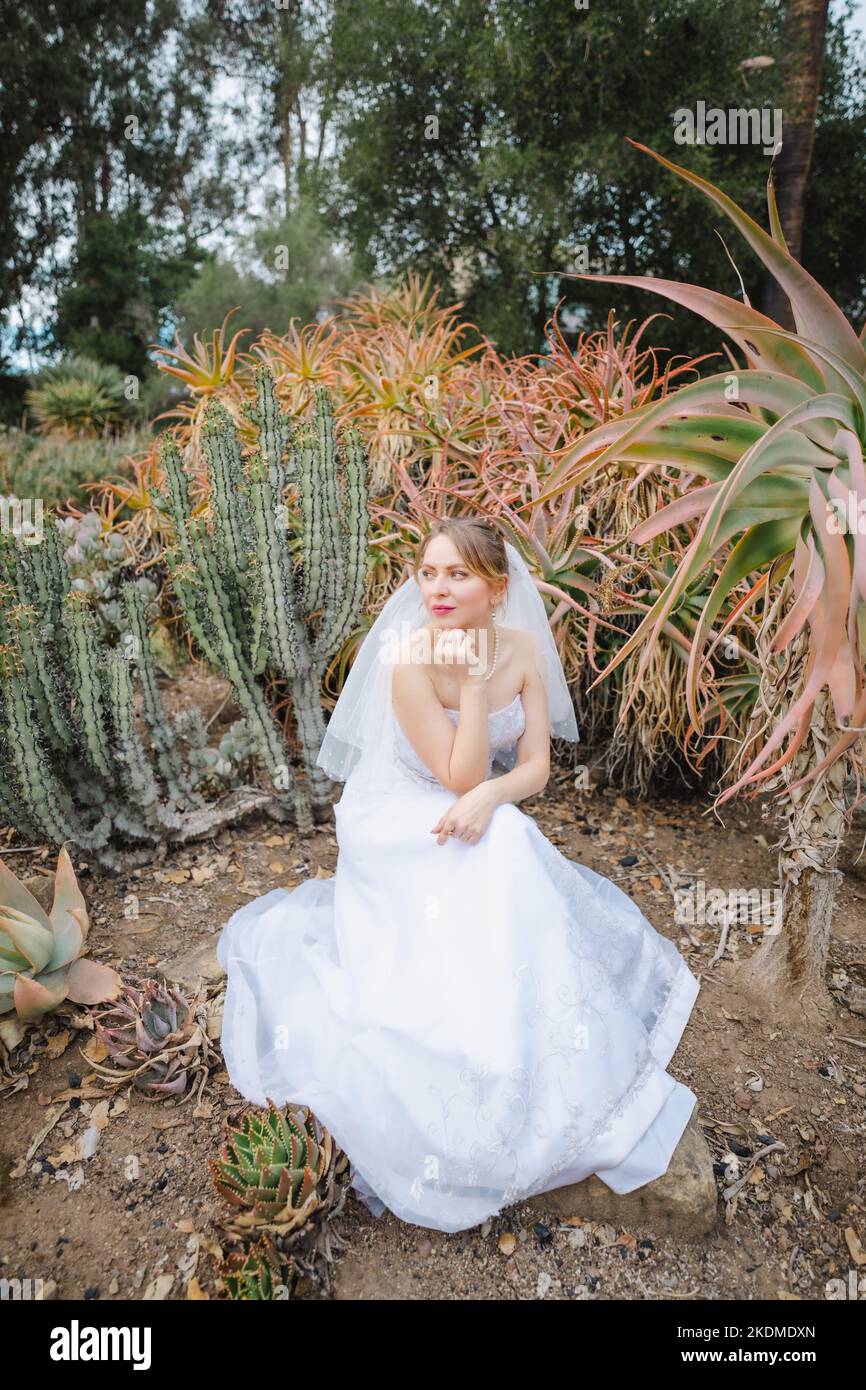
(482, 632, 550, 808)
(392, 658, 491, 794)
(429, 636, 552, 845)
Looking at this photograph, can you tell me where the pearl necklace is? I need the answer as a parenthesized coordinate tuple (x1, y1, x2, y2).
(482, 620, 500, 682)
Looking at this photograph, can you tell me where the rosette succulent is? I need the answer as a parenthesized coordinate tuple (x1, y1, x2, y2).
(90, 973, 219, 1099)
(218, 1233, 299, 1300)
(0, 846, 122, 1021)
(208, 1098, 334, 1229)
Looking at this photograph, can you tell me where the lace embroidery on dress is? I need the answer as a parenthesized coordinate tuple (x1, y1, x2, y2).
(393, 693, 526, 789)
(390, 692, 690, 1211)
(416, 790, 690, 1207)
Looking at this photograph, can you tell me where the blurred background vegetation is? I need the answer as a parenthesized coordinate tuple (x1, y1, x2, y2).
(1, 0, 864, 491)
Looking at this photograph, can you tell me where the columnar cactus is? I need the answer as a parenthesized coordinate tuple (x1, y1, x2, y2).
(156, 367, 369, 829)
(0, 524, 208, 867)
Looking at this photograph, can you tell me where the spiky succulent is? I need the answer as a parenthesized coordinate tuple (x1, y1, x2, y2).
(89, 973, 219, 1100)
(218, 1232, 299, 1300)
(0, 846, 122, 1021)
(208, 1098, 333, 1229)
(549, 137, 866, 812)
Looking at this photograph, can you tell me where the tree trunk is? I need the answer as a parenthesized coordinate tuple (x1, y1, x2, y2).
(276, 0, 303, 217)
(759, 0, 830, 328)
(729, 690, 848, 1030)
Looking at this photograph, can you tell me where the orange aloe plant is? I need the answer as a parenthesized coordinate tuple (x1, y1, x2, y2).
(521, 138, 866, 1024)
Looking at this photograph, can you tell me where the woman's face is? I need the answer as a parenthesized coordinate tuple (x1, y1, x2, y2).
(417, 534, 505, 627)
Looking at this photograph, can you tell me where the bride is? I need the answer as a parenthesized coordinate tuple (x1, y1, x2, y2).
(216, 517, 700, 1233)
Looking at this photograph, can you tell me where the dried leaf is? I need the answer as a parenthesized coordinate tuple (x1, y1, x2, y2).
(142, 1273, 175, 1300)
(0, 1017, 27, 1052)
(90, 1100, 111, 1130)
(23, 1103, 68, 1160)
(80, 1036, 110, 1065)
(44, 1030, 71, 1059)
(845, 1228, 865, 1266)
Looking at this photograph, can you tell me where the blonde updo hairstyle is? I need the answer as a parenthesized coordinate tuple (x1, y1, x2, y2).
(413, 518, 509, 611)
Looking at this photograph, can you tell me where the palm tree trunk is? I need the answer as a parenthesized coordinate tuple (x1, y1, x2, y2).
(760, 0, 830, 328)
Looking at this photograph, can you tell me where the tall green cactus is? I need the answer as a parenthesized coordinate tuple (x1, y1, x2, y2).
(156, 367, 369, 829)
(0, 529, 206, 868)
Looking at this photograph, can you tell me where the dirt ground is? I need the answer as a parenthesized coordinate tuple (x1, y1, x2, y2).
(2, 722, 865, 1302)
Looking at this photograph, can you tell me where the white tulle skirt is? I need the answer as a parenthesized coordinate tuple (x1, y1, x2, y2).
(216, 778, 700, 1233)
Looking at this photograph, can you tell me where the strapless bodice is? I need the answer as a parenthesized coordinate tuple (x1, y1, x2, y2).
(393, 693, 526, 789)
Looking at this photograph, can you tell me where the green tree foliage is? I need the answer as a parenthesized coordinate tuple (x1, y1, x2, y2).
(318, 0, 866, 357)
(3, 0, 865, 372)
(54, 207, 202, 378)
(799, 2, 866, 331)
(0, 0, 256, 366)
(171, 193, 358, 345)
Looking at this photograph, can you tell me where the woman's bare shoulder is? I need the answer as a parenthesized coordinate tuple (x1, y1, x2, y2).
(391, 650, 435, 703)
(503, 627, 537, 684)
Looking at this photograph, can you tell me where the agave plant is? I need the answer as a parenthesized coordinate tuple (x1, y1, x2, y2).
(217, 1232, 298, 1300)
(150, 308, 253, 460)
(25, 356, 134, 437)
(89, 974, 219, 1101)
(251, 314, 347, 414)
(208, 1099, 335, 1231)
(0, 847, 122, 1021)
(530, 137, 866, 1023)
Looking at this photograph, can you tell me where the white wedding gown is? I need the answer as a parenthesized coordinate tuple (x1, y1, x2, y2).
(217, 693, 700, 1233)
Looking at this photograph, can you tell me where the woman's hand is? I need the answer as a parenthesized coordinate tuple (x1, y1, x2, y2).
(431, 784, 496, 845)
(431, 627, 486, 688)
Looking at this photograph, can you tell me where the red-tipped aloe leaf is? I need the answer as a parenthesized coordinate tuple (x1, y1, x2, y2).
(65, 957, 124, 1006)
(0, 907, 54, 972)
(13, 969, 69, 1022)
(684, 516, 803, 731)
(562, 269, 826, 390)
(624, 138, 866, 375)
(50, 846, 88, 936)
(772, 533, 825, 651)
(532, 371, 817, 508)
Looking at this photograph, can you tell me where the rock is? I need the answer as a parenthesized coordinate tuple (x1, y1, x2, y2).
(522, 1106, 717, 1241)
(839, 982, 866, 1018)
(156, 940, 224, 990)
(21, 874, 54, 912)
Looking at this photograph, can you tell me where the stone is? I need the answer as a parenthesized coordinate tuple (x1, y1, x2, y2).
(20, 874, 55, 912)
(523, 1106, 717, 1241)
(156, 939, 224, 990)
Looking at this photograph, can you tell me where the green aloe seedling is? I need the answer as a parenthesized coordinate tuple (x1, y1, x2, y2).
(208, 1098, 333, 1229)
(218, 1233, 298, 1300)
